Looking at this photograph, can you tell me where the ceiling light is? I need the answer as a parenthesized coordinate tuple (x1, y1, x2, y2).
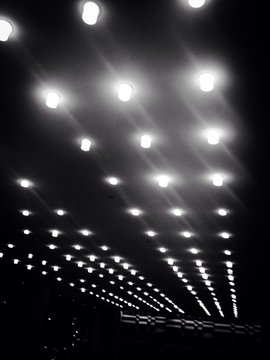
(146, 230, 156, 237)
(218, 208, 228, 216)
(0, 19, 13, 41)
(27, 265, 33, 270)
(220, 232, 230, 239)
(118, 83, 133, 102)
(190, 248, 199, 254)
(20, 179, 31, 188)
(159, 247, 167, 253)
(182, 231, 192, 238)
(212, 173, 224, 186)
(53, 266, 59, 271)
(73, 245, 82, 250)
(123, 263, 129, 269)
(100, 262, 105, 268)
(226, 261, 233, 268)
(23, 229, 31, 235)
(167, 258, 174, 265)
(51, 230, 59, 238)
(45, 91, 61, 109)
(139, 276, 144, 280)
(157, 175, 169, 188)
(82, 1, 101, 25)
(199, 72, 215, 92)
(56, 209, 65, 216)
(108, 268, 114, 274)
(118, 275, 124, 281)
(107, 177, 119, 185)
(81, 138, 91, 152)
(207, 129, 220, 145)
(172, 266, 178, 272)
(202, 273, 208, 280)
(42, 260, 47, 265)
(130, 269, 136, 275)
(130, 208, 141, 216)
(199, 267, 206, 273)
(188, 0, 206, 8)
(81, 229, 90, 236)
(114, 256, 120, 263)
(140, 135, 152, 149)
(101, 245, 108, 251)
(21, 209, 30, 216)
(177, 272, 183, 278)
(224, 250, 231, 256)
(42, 271, 47, 275)
(7, 244, 14, 248)
(87, 267, 94, 273)
(205, 280, 211, 287)
(195, 260, 202, 267)
(89, 255, 96, 262)
(28, 253, 33, 259)
(65, 254, 72, 261)
(14, 259, 19, 264)
(172, 208, 182, 216)
(78, 261, 84, 267)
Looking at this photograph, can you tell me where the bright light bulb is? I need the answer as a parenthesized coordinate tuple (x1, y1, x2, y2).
(140, 135, 152, 149)
(118, 83, 133, 102)
(224, 250, 231, 256)
(48, 244, 57, 250)
(20, 179, 30, 188)
(146, 231, 155, 237)
(220, 232, 230, 239)
(177, 272, 183, 278)
(74, 245, 82, 250)
(196, 260, 202, 267)
(78, 261, 84, 267)
(188, 0, 206, 8)
(56, 209, 65, 216)
(14, 259, 19, 264)
(199, 72, 215, 92)
(123, 263, 129, 269)
(131, 269, 136, 275)
(46, 91, 61, 109)
(53, 266, 59, 271)
(100, 262, 105, 268)
(65, 255, 72, 261)
(82, 1, 101, 25)
(42, 260, 47, 265)
(218, 208, 228, 216)
(101, 245, 108, 251)
(0, 19, 13, 41)
(7, 244, 14, 248)
(157, 175, 169, 188)
(167, 258, 174, 265)
(173, 208, 182, 216)
(207, 129, 220, 145)
(23, 229, 30, 235)
(130, 208, 141, 216)
(81, 138, 91, 152)
(52, 230, 59, 238)
(28, 253, 33, 259)
(81, 229, 90, 236)
(172, 266, 178, 272)
(22, 210, 30, 216)
(182, 231, 191, 238)
(226, 261, 233, 268)
(114, 256, 120, 263)
(27, 265, 33, 270)
(107, 177, 118, 185)
(89, 255, 96, 262)
(108, 268, 114, 274)
(190, 248, 199, 254)
(159, 247, 167, 253)
(118, 275, 124, 281)
(212, 173, 224, 186)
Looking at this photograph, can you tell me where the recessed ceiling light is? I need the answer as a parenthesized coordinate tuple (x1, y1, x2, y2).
(159, 247, 167, 253)
(53, 266, 59, 272)
(195, 260, 202, 267)
(226, 261, 233, 268)
(80, 229, 90, 236)
(182, 231, 192, 238)
(199, 72, 215, 92)
(101, 245, 108, 251)
(89, 255, 96, 262)
(82, 1, 101, 25)
(188, 0, 206, 8)
(114, 256, 121, 263)
(172, 208, 182, 216)
(212, 173, 224, 186)
(207, 129, 220, 145)
(81, 138, 91, 152)
(48, 244, 57, 250)
(45, 91, 61, 109)
(167, 258, 174, 265)
(21, 210, 30, 216)
(20, 179, 31, 188)
(14, 259, 19, 264)
(157, 175, 169, 188)
(146, 230, 156, 237)
(130, 269, 136, 275)
(27, 265, 33, 270)
(73, 244, 82, 250)
(190, 248, 199, 254)
(78, 261, 84, 267)
(42, 260, 47, 265)
(224, 250, 231, 256)
(65, 254, 72, 261)
(220, 232, 230, 239)
(118, 83, 133, 102)
(0, 19, 13, 41)
(23, 229, 31, 235)
(7, 244, 14, 248)
(107, 177, 119, 185)
(130, 208, 141, 216)
(56, 209, 65, 216)
(123, 263, 129, 269)
(140, 135, 152, 149)
(28, 253, 33, 259)
(51, 230, 59, 238)
(218, 208, 228, 216)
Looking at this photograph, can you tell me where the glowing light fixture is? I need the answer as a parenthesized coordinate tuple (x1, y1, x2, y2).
(173, 208, 182, 216)
(81, 138, 91, 152)
(224, 250, 231, 256)
(182, 231, 191, 238)
(190, 248, 199, 254)
(159, 247, 167, 253)
(82, 1, 101, 25)
(167, 258, 174, 265)
(118, 83, 133, 102)
(140, 135, 152, 149)
(101, 245, 108, 251)
(188, 0, 205, 8)
(65, 255, 72, 261)
(46, 91, 61, 109)
(220, 232, 230, 239)
(51, 230, 59, 238)
(207, 129, 220, 145)
(89, 255, 96, 262)
(56, 209, 65, 216)
(0, 19, 13, 41)
(218, 208, 228, 216)
(199, 72, 215, 92)
(22, 210, 30, 216)
(20, 179, 31, 188)
(23, 229, 30, 235)
(74, 244, 82, 250)
(114, 256, 120, 263)
(107, 177, 118, 185)
(157, 175, 169, 188)
(196, 260, 203, 266)
(146, 230, 155, 237)
(212, 173, 224, 187)
(48, 244, 57, 250)
(130, 208, 141, 216)
(81, 229, 90, 236)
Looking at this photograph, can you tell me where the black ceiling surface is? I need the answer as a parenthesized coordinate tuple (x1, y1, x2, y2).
(0, 0, 268, 324)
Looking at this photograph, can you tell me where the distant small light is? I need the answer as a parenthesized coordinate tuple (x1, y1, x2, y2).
(173, 208, 182, 216)
(140, 135, 152, 149)
(182, 231, 192, 238)
(159, 247, 167, 253)
(53, 266, 59, 271)
(48, 244, 57, 250)
(0, 252, 4, 258)
(118, 275, 124, 281)
(78, 261, 84, 268)
(65, 254, 72, 261)
(218, 208, 228, 216)
(226, 261, 233, 268)
(81, 288, 86, 293)
(220, 232, 230, 239)
(51, 230, 59, 238)
(212, 174, 224, 187)
(22, 210, 30, 216)
(199, 267, 206, 273)
(139, 276, 144, 280)
(80, 279, 86, 283)
(46, 91, 61, 109)
(227, 269, 233, 275)
(28, 253, 33, 259)
(87, 267, 93, 273)
(42, 260, 47, 266)
(224, 250, 231, 256)
(82, 1, 101, 25)
(229, 281, 235, 286)
(199, 72, 215, 92)
(177, 272, 183, 278)
(108, 268, 114, 274)
(89, 255, 96, 262)
(27, 264, 33, 270)
(81, 138, 91, 152)
(70, 282, 75, 287)
(172, 266, 178, 272)
(57, 277, 62, 281)
(187, 285, 193, 291)
(101, 245, 108, 251)
(20, 179, 31, 188)
(0, 19, 13, 41)
(228, 275, 234, 281)
(56, 209, 65, 216)
(205, 280, 211, 287)
(202, 274, 208, 280)
(157, 175, 169, 188)
(42, 271, 47, 275)
(123, 263, 129, 270)
(74, 245, 82, 250)
(146, 230, 156, 237)
(182, 278, 188, 283)
(107, 177, 119, 185)
(7, 244, 14, 248)
(23, 229, 31, 235)
(190, 248, 199, 254)
(100, 262, 106, 268)
(118, 83, 133, 102)
(81, 229, 90, 236)
(207, 129, 220, 145)
(114, 256, 121, 263)
(130, 269, 136, 275)
(147, 282, 152, 287)
(195, 260, 203, 267)
(167, 258, 174, 266)
(14, 259, 19, 264)
(130, 208, 141, 216)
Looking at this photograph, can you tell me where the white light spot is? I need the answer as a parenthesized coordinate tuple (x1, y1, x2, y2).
(173, 208, 182, 216)
(56, 209, 65, 216)
(81, 138, 91, 152)
(7, 244, 14, 248)
(146, 230, 156, 237)
(218, 208, 228, 216)
(207, 129, 220, 145)
(196, 260, 203, 266)
(118, 83, 133, 102)
(14, 259, 19, 264)
(182, 231, 192, 238)
(28, 253, 33, 259)
(74, 244, 82, 250)
(46, 91, 61, 109)
(107, 177, 118, 185)
(82, 1, 101, 25)
(101, 245, 108, 251)
(78, 261, 84, 268)
(27, 264, 33, 270)
(159, 247, 167, 253)
(224, 250, 231, 256)
(51, 230, 59, 238)
(167, 258, 174, 265)
(81, 229, 90, 236)
(140, 135, 152, 149)
(157, 175, 169, 188)
(22, 210, 30, 216)
(199, 72, 215, 92)
(188, 0, 206, 8)
(114, 256, 120, 263)
(212, 173, 224, 187)
(130, 208, 141, 216)
(190, 248, 199, 254)
(220, 232, 230, 239)
(65, 254, 72, 261)
(0, 19, 13, 41)
(23, 229, 31, 235)
(20, 179, 31, 188)
(89, 255, 96, 262)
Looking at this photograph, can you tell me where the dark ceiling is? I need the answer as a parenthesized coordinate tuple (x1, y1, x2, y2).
(0, 0, 268, 325)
